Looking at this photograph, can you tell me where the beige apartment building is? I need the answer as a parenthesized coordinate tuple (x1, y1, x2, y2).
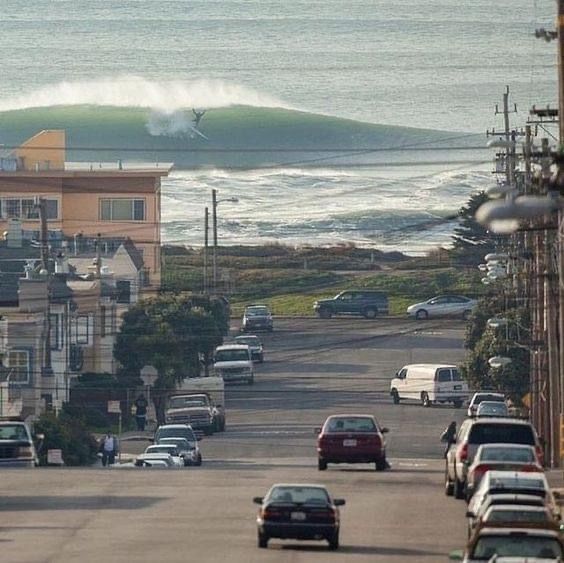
(0, 130, 172, 287)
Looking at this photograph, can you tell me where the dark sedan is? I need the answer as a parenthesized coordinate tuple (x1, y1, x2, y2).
(316, 414, 389, 471)
(254, 484, 345, 550)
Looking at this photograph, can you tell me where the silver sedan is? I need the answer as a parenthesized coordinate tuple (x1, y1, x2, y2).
(407, 295, 477, 320)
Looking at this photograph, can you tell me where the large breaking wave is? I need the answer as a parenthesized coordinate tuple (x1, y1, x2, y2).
(0, 78, 485, 169)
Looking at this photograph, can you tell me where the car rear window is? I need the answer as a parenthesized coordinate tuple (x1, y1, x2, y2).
(486, 509, 549, 524)
(469, 423, 535, 446)
(268, 486, 329, 504)
(326, 417, 376, 433)
(481, 447, 535, 463)
(472, 536, 562, 559)
(474, 394, 504, 405)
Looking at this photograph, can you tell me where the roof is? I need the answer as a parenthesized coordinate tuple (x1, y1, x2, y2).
(215, 344, 250, 351)
(470, 417, 533, 426)
(121, 239, 144, 270)
(326, 414, 376, 419)
(477, 443, 535, 450)
(475, 526, 559, 538)
(403, 364, 458, 369)
(269, 483, 328, 490)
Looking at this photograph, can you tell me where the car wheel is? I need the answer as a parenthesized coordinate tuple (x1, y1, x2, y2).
(421, 392, 431, 407)
(375, 457, 387, 471)
(258, 532, 268, 549)
(453, 399, 463, 409)
(220, 419, 226, 432)
(319, 308, 332, 319)
(415, 309, 428, 320)
(318, 458, 328, 471)
(328, 532, 339, 551)
(258, 355, 264, 363)
(391, 389, 400, 405)
(445, 463, 454, 496)
(195, 456, 202, 467)
(453, 475, 465, 500)
(462, 309, 472, 321)
(363, 307, 377, 319)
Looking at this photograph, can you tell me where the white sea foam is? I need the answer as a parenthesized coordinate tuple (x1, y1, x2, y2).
(0, 76, 290, 113)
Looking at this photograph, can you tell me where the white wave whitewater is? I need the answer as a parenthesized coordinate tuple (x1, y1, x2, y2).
(162, 167, 491, 255)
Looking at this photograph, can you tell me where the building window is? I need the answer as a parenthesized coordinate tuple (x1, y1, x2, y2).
(100, 199, 145, 221)
(74, 315, 90, 345)
(6, 350, 30, 384)
(49, 313, 61, 350)
(0, 198, 58, 220)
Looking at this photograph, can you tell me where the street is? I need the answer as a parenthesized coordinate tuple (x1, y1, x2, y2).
(1, 318, 471, 562)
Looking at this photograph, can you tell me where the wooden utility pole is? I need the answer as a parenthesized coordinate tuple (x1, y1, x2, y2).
(38, 198, 52, 376)
(212, 188, 218, 292)
(203, 207, 209, 294)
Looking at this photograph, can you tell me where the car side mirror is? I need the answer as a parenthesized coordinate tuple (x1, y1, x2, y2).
(253, 497, 263, 505)
(448, 550, 463, 561)
(314, 427, 322, 435)
(381, 427, 389, 434)
(35, 433, 45, 441)
(334, 499, 346, 506)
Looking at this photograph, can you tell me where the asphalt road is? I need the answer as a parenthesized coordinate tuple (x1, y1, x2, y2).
(0, 317, 471, 563)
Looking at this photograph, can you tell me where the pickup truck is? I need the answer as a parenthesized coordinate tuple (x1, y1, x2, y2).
(165, 391, 225, 434)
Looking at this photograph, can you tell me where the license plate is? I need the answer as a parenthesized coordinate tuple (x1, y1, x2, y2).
(343, 439, 357, 447)
(291, 512, 306, 521)
(453, 385, 462, 390)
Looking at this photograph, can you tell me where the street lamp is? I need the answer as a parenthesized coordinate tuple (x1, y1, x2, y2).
(211, 189, 239, 293)
(488, 356, 512, 368)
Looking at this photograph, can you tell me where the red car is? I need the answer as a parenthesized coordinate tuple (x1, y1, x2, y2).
(316, 414, 389, 471)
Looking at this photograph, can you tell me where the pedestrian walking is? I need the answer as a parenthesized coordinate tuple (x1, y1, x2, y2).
(134, 394, 148, 432)
(100, 431, 118, 466)
(440, 421, 457, 458)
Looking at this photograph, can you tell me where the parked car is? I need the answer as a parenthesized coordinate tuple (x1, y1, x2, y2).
(154, 424, 201, 446)
(316, 414, 389, 471)
(143, 445, 184, 467)
(313, 290, 389, 319)
(449, 525, 564, 562)
(0, 419, 42, 467)
(241, 305, 273, 332)
(165, 393, 224, 434)
(253, 483, 345, 550)
(407, 294, 477, 320)
(465, 444, 544, 501)
(466, 471, 558, 537)
(134, 453, 180, 468)
(235, 335, 264, 363)
(444, 417, 543, 499)
(214, 344, 254, 385)
(467, 392, 506, 417)
(157, 437, 202, 466)
(476, 401, 509, 418)
(390, 364, 468, 407)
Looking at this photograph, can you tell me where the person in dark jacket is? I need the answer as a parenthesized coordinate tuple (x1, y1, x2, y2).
(134, 394, 148, 431)
(440, 421, 457, 458)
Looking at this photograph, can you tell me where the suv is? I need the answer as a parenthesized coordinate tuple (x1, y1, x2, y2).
(241, 305, 273, 332)
(444, 417, 543, 500)
(165, 393, 225, 434)
(313, 291, 389, 319)
(0, 419, 41, 467)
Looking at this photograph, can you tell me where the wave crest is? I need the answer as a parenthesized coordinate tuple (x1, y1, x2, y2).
(0, 76, 288, 112)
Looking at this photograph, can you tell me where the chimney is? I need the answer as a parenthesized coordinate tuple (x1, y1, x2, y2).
(55, 252, 69, 274)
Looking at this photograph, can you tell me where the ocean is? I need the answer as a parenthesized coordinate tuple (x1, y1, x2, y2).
(0, 0, 557, 253)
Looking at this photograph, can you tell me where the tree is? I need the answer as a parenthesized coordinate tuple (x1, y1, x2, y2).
(114, 294, 226, 422)
(451, 192, 502, 265)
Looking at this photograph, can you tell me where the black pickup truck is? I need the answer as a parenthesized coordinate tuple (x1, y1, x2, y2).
(313, 290, 389, 319)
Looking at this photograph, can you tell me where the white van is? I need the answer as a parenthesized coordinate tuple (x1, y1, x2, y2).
(389, 364, 468, 408)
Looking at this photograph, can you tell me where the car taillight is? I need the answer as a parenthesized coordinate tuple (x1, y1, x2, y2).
(262, 507, 283, 520)
(520, 464, 542, 472)
(315, 508, 336, 522)
(370, 435, 382, 446)
(458, 443, 469, 463)
(535, 446, 544, 466)
(473, 464, 491, 476)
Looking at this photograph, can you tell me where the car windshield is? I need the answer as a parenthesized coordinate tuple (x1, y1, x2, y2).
(268, 486, 329, 504)
(169, 396, 207, 409)
(246, 308, 269, 317)
(471, 535, 562, 559)
(156, 427, 197, 442)
(215, 350, 250, 362)
(487, 476, 545, 491)
(469, 424, 535, 445)
(486, 509, 549, 523)
(326, 417, 376, 433)
(477, 402, 508, 416)
(480, 446, 535, 463)
(159, 438, 193, 449)
(146, 445, 177, 455)
(236, 337, 259, 346)
(0, 425, 28, 441)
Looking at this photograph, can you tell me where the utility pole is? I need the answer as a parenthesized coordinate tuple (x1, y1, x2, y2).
(38, 198, 52, 377)
(212, 189, 218, 293)
(203, 207, 209, 295)
(95, 233, 102, 279)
